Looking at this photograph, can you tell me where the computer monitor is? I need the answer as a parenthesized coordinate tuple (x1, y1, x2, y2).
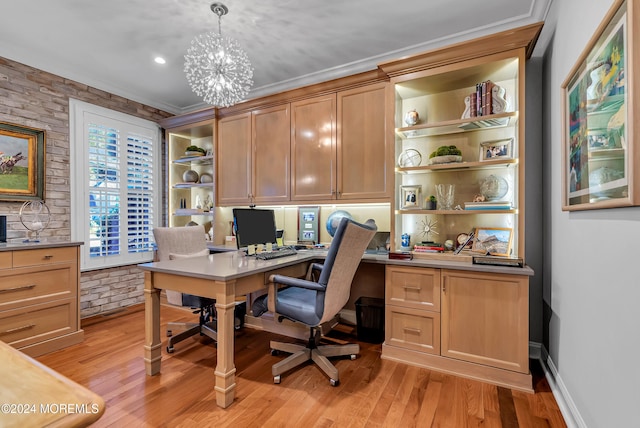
(232, 208, 278, 249)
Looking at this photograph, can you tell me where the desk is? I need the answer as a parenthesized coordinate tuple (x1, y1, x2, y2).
(139, 250, 319, 408)
(139, 250, 534, 407)
(0, 339, 105, 427)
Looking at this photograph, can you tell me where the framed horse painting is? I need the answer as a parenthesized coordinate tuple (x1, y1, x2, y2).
(0, 122, 46, 201)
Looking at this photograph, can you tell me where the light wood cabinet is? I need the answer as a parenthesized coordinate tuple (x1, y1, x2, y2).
(291, 94, 337, 201)
(383, 264, 532, 391)
(441, 269, 529, 373)
(385, 266, 440, 355)
(337, 82, 390, 200)
(217, 113, 252, 205)
(252, 104, 291, 203)
(0, 243, 83, 357)
(290, 85, 390, 202)
(217, 105, 291, 206)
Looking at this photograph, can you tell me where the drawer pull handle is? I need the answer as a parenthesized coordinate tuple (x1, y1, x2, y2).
(0, 324, 36, 336)
(403, 327, 422, 334)
(43, 255, 54, 260)
(403, 285, 421, 291)
(0, 284, 36, 293)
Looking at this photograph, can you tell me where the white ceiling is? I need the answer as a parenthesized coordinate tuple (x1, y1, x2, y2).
(0, 0, 552, 115)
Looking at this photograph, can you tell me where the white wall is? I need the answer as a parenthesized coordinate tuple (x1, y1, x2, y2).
(542, 0, 640, 426)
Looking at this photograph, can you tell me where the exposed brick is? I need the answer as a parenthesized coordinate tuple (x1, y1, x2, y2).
(0, 55, 172, 319)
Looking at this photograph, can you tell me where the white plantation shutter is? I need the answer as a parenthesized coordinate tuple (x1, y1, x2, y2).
(70, 99, 161, 271)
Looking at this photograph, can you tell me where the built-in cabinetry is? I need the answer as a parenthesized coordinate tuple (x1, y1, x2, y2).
(217, 104, 290, 205)
(291, 83, 390, 202)
(0, 243, 83, 357)
(164, 119, 215, 228)
(380, 23, 543, 261)
(383, 264, 531, 391)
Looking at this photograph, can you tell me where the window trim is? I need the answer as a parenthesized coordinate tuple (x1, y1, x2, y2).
(69, 99, 161, 272)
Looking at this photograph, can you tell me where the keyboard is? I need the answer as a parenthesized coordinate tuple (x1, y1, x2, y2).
(254, 247, 298, 260)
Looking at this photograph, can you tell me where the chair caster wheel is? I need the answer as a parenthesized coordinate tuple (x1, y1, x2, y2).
(350, 354, 357, 360)
(330, 379, 339, 387)
(166, 330, 172, 337)
(166, 346, 174, 354)
(271, 349, 280, 356)
(274, 375, 281, 384)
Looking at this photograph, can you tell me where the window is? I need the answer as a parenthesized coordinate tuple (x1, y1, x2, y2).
(70, 99, 161, 271)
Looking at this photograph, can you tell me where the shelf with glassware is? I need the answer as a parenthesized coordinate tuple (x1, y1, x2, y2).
(391, 53, 523, 259)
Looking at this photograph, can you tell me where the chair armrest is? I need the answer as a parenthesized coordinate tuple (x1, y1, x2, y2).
(269, 274, 326, 291)
(306, 262, 324, 281)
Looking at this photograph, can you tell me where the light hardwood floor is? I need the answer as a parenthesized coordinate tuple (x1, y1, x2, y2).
(36, 304, 566, 427)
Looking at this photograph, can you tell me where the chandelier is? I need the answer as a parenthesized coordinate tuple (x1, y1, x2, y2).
(184, 2, 254, 107)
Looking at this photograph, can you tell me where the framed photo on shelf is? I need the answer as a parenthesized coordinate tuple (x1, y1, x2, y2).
(561, 0, 633, 211)
(399, 185, 422, 209)
(479, 138, 514, 161)
(0, 122, 46, 201)
(471, 227, 513, 256)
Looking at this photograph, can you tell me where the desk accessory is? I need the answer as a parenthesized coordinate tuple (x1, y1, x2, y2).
(19, 200, 50, 242)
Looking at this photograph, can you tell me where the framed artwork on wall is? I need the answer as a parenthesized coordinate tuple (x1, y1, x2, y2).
(0, 122, 46, 201)
(561, 0, 638, 210)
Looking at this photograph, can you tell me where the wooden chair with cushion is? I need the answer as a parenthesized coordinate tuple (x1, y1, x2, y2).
(251, 217, 376, 386)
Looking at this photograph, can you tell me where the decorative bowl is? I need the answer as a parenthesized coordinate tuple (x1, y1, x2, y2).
(184, 150, 204, 157)
(199, 172, 213, 183)
(182, 170, 199, 183)
(429, 155, 462, 165)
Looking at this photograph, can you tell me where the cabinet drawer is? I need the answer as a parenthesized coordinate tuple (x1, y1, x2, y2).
(12, 247, 77, 268)
(0, 299, 77, 349)
(0, 252, 11, 269)
(0, 266, 76, 309)
(386, 305, 440, 355)
(386, 266, 440, 311)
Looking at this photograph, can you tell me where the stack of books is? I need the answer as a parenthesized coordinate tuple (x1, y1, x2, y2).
(464, 201, 512, 210)
(413, 243, 444, 253)
(469, 80, 495, 117)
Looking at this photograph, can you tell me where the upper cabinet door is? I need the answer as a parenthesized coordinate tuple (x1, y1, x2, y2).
(252, 104, 291, 203)
(290, 94, 337, 201)
(217, 113, 252, 205)
(337, 82, 389, 200)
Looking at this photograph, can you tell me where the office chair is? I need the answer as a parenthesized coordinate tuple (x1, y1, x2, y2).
(152, 226, 219, 353)
(252, 217, 376, 385)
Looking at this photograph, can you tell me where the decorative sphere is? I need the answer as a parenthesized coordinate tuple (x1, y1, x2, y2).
(480, 175, 508, 201)
(444, 239, 454, 251)
(325, 210, 353, 237)
(183, 170, 199, 183)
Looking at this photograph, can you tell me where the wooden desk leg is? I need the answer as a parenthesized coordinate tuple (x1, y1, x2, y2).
(214, 279, 237, 408)
(144, 271, 162, 376)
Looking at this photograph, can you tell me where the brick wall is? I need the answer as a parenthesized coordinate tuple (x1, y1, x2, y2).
(0, 56, 172, 317)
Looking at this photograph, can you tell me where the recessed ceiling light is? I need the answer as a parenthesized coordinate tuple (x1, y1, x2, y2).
(154, 57, 166, 65)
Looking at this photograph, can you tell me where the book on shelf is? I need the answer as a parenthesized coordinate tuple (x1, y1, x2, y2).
(464, 200, 512, 210)
(414, 244, 444, 253)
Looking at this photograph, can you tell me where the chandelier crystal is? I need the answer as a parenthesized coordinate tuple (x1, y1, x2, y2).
(184, 3, 253, 107)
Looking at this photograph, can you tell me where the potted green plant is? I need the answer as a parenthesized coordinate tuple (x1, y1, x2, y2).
(426, 195, 437, 210)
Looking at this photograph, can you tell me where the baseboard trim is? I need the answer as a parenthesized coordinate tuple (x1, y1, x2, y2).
(537, 345, 585, 428)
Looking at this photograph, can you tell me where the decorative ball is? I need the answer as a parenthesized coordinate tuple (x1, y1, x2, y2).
(325, 210, 353, 237)
(480, 174, 508, 201)
(444, 239, 455, 251)
(183, 170, 199, 183)
(199, 172, 213, 183)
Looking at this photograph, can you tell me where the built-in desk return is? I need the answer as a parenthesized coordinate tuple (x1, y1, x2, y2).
(355, 297, 385, 343)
